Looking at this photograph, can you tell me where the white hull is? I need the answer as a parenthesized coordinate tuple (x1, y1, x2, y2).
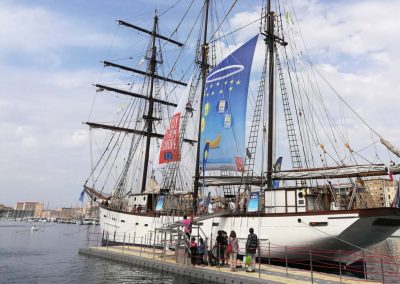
(100, 207, 400, 260)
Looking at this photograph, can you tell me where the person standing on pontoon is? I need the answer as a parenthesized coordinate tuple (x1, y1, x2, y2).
(245, 227, 258, 272)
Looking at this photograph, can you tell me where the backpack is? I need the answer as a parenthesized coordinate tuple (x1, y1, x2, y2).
(247, 234, 258, 253)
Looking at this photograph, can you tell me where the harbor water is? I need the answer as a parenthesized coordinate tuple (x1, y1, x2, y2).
(1, 220, 399, 283)
(0, 221, 214, 284)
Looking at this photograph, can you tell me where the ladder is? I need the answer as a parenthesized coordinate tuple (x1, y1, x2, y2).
(275, 52, 303, 170)
(237, 48, 269, 195)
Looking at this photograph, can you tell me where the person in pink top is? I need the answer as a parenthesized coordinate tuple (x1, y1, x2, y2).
(182, 214, 192, 240)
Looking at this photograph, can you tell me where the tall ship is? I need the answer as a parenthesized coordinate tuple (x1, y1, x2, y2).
(83, 0, 400, 261)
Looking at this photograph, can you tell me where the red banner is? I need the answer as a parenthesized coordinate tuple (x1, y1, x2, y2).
(159, 112, 181, 164)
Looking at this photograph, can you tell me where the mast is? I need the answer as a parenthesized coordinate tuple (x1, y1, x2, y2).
(141, 13, 158, 193)
(266, 0, 275, 191)
(193, 0, 210, 212)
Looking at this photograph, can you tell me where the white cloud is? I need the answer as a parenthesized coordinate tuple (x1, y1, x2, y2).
(63, 130, 89, 148)
(0, 2, 114, 52)
(20, 136, 38, 149)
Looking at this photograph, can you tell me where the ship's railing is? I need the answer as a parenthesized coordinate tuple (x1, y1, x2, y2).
(84, 229, 400, 283)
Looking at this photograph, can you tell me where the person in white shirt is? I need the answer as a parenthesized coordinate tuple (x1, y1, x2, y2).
(208, 202, 214, 214)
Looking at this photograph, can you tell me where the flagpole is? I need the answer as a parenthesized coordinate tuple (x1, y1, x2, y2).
(193, 0, 210, 214)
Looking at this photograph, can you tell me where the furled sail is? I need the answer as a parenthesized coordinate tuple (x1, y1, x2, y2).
(200, 164, 400, 186)
(380, 137, 400, 159)
(143, 174, 161, 194)
(200, 35, 258, 171)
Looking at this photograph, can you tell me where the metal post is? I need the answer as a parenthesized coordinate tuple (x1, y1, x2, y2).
(362, 250, 367, 279)
(268, 241, 271, 265)
(106, 232, 109, 250)
(381, 258, 385, 284)
(122, 233, 125, 254)
(258, 245, 261, 279)
(339, 249, 342, 283)
(309, 249, 313, 284)
(164, 231, 167, 260)
(153, 229, 156, 259)
(140, 236, 143, 256)
(175, 240, 179, 264)
(285, 246, 288, 276)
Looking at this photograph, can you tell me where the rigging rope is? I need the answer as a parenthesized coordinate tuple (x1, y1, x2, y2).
(209, 17, 262, 43)
(209, 0, 238, 41)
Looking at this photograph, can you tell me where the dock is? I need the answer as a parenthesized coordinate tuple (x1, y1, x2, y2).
(79, 245, 373, 283)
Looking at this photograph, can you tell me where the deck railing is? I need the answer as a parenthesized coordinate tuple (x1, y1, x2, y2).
(85, 229, 400, 283)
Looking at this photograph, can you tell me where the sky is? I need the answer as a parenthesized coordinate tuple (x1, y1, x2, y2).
(0, 0, 399, 208)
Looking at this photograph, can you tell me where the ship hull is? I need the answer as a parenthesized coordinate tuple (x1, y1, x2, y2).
(99, 206, 400, 260)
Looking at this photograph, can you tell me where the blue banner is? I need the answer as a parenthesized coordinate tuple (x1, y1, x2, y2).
(200, 35, 258, 171)
(201, 143, 210, 200)
(247, 192, 259, 213)
(155, 195, 165, 211)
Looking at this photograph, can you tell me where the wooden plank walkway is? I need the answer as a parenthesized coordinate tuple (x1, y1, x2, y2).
(79, 245, 377, 283)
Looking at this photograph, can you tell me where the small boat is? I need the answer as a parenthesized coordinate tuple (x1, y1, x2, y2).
(31, 225, 38, 231)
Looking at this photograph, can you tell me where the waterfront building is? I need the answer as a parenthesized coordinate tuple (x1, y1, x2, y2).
(364, 178, 398, 207)
(15, 202, 44, 218)
(0, 204, 14, 218)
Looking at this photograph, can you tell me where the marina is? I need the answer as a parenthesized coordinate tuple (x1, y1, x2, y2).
(2, 0, 400, 283)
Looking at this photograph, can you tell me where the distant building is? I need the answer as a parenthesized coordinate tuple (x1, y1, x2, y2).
(0, 204, 14, 218)
(41, 210, 51, 219)
(364, 178, 398, 207)
(14, 202, 44, 218)
(84, 201, 99, 219)
(322, 178, 397, 210)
